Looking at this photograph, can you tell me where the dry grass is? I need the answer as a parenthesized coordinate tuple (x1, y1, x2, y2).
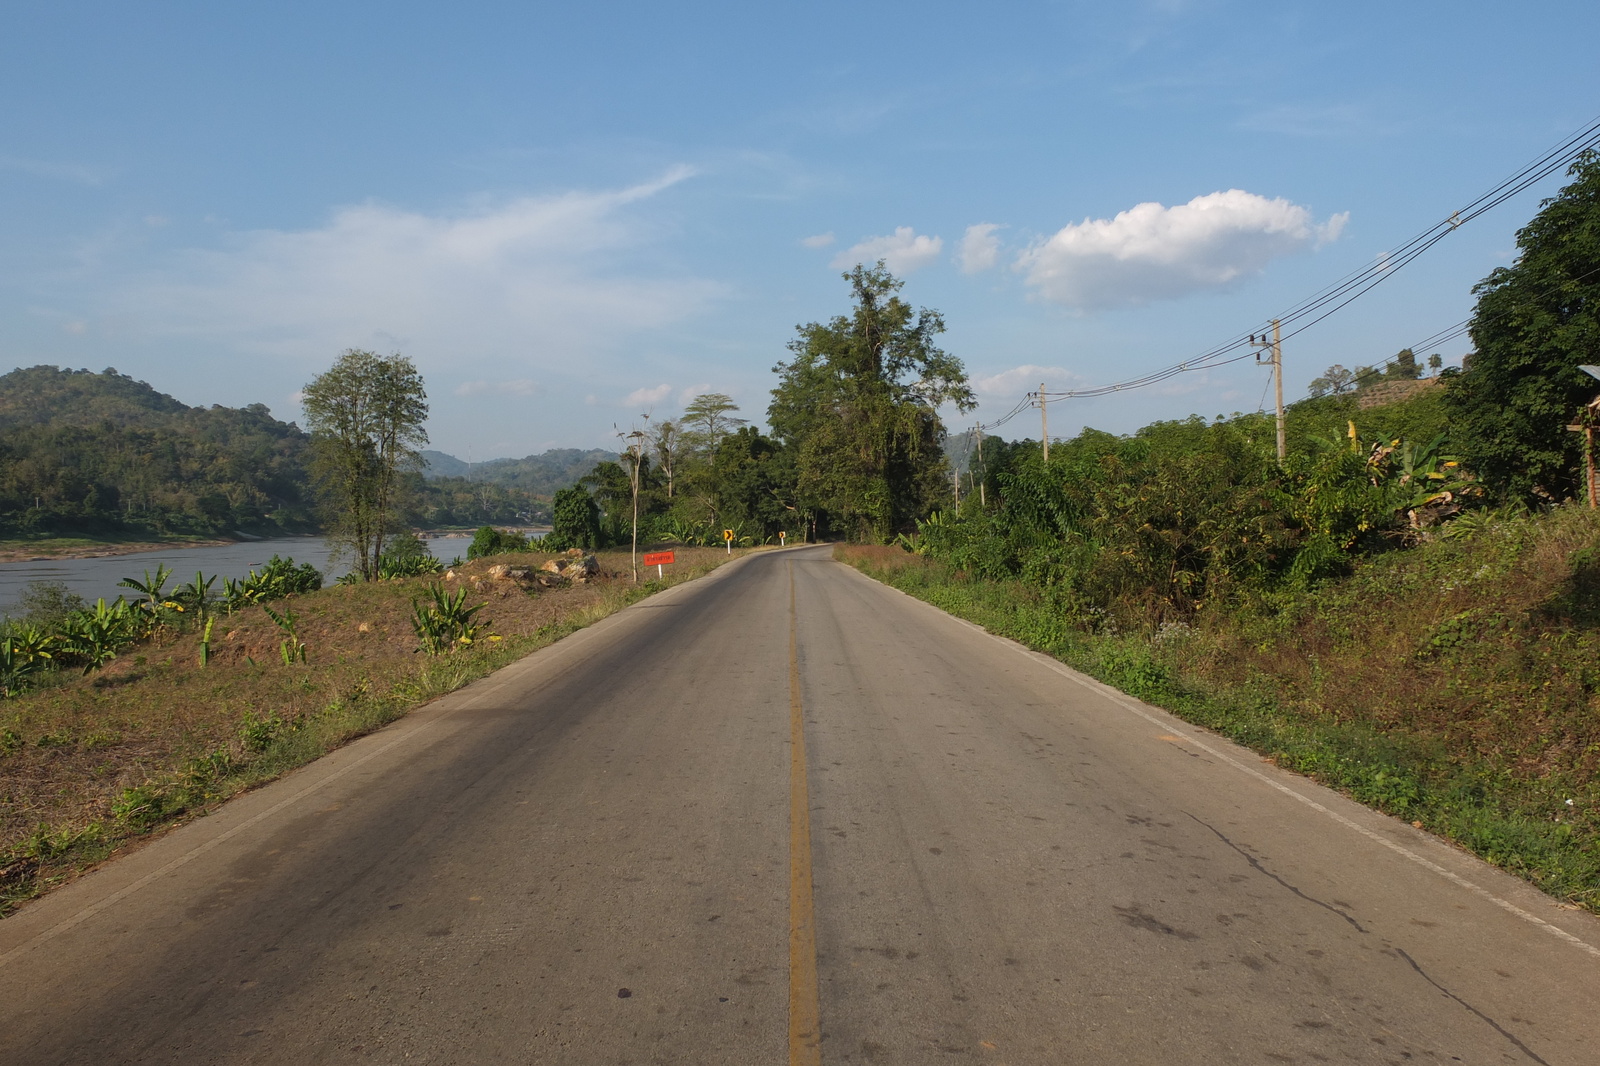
(0, 546, 747, 913)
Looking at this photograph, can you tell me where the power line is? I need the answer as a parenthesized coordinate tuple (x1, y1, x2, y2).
(992, 114, 1600, 414)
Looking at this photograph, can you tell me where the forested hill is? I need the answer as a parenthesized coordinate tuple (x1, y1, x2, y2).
(422, 447, 616, 496)
(0, 366, 317, 538)
(0, 364, 192, 427)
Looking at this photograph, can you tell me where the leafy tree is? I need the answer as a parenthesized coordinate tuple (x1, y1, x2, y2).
(680, 393, 747, 454)
(466, 525, 528, 559)
(1387, 348, 1421, 380)
(302, 350, 429, 581)
(1446, 151, 1600, 502)
(1307, 365, 1356, 398)
(547, 485, 601, 551)
(1428, 353, 1444, 374)
(650, 419, 682, 498)
(712, 427, 791, 538)
(770, 262, 975, 541)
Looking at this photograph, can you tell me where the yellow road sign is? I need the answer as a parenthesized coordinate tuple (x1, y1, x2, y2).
(723, 529, 735, 541)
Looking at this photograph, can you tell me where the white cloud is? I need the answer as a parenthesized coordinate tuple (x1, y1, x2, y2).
(800, 232, 835, 248)
(1016, 190, 1346, 310)
(624, 383, 673, 408)
(831, 227, 943, 274)
(958, 223, 1003, 274)
(677, 383, 712, 404)
(972, 364, 1080, 396)
(113, 167, 719, 375)
(456, 378, 537, 398)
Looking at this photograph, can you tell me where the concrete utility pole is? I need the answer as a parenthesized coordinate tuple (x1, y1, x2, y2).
(966, 422, 979, 505)
(624, 428, 647, 582)
(1039, 383, 1049, 462)
(1251, 320, 1286, 465)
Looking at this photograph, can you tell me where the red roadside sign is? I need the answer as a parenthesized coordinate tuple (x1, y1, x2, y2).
(642, 551, 675, 566)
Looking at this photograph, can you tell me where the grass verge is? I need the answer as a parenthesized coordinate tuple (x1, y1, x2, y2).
(0, 546, 748, 916)
(837, 538, 1600, 913)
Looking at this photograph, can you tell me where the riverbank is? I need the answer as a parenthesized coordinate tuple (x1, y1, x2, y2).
(0, 546, 748, 916)
(0, 535, 236, 564)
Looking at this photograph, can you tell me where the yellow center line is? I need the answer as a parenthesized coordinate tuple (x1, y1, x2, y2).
(788, 562, 823, 1065)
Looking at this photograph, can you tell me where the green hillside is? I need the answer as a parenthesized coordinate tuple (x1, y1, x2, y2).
(0, 366, 317, 538)
(423, 447, 617, 497)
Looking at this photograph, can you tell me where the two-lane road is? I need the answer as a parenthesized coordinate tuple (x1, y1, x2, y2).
(3, 546, 1597, 1064)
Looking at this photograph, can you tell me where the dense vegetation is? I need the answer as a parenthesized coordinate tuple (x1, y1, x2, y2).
(0, 366, 318, 538)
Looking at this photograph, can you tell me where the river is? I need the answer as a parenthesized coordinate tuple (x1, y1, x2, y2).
(0, 534, 518, 618)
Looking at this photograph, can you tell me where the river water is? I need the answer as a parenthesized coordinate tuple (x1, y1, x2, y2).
(0, 534, 503, 618)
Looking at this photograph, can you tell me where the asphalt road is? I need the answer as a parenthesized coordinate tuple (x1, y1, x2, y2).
(3, 545, 1598, 1065)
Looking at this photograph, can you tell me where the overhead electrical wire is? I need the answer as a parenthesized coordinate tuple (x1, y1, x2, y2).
(998, 113, 1600, 413)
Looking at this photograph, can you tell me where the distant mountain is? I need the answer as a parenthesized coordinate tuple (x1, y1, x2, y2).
(419, 450, 471, 478)
(422, 447, 617, 496)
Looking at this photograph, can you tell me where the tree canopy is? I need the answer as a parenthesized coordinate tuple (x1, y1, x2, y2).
(769, 262, 974, 541)
(302, 350, 429, 581)
(1446, 150, 1600, 502)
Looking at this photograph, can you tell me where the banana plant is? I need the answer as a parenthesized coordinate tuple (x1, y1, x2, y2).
(118, 565, 173, 610)
(261, 604, 307, 665)
(173, 571, 217, 617)
(411, 584, 489, 654)
(197, 617, 216, 668)
(0, 635, 47, 697)
(55, 598, 141, 673)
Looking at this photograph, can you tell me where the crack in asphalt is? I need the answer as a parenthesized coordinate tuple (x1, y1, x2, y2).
(1187, 813, 1366, 933)
(1392, 947, 1551, 1066)
(1188, 812, 1552, 1065)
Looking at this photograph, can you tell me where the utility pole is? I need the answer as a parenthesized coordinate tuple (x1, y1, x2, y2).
(975, 422, 986, 508)
(1251, 320, 1286, 465)
(623, 428, 647, 582)
(1571, 366, 1600, 508)
(1039, 383, 1049, 462)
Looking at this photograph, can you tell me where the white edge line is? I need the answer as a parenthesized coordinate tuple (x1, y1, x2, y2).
(840, 561, 1600, 962)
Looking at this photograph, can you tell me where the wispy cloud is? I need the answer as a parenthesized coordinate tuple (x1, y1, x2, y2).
(958, 223, 1003, 274)
(1016, 190, 1347, 310)
(972, 363, 1081, 396)
(112, 168, 720, 380)
(800, 232, 835, 248)
(831, 227, 943, 274)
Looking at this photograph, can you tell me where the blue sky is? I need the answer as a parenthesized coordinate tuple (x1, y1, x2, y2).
(4, 1, 1598, 457)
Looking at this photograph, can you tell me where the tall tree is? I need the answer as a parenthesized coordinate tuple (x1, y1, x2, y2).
(770, 262, 975, 541)
(302, 350, 429, 581)
(1446, 151, 1600, 502)
(679, 393, 747, 459)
